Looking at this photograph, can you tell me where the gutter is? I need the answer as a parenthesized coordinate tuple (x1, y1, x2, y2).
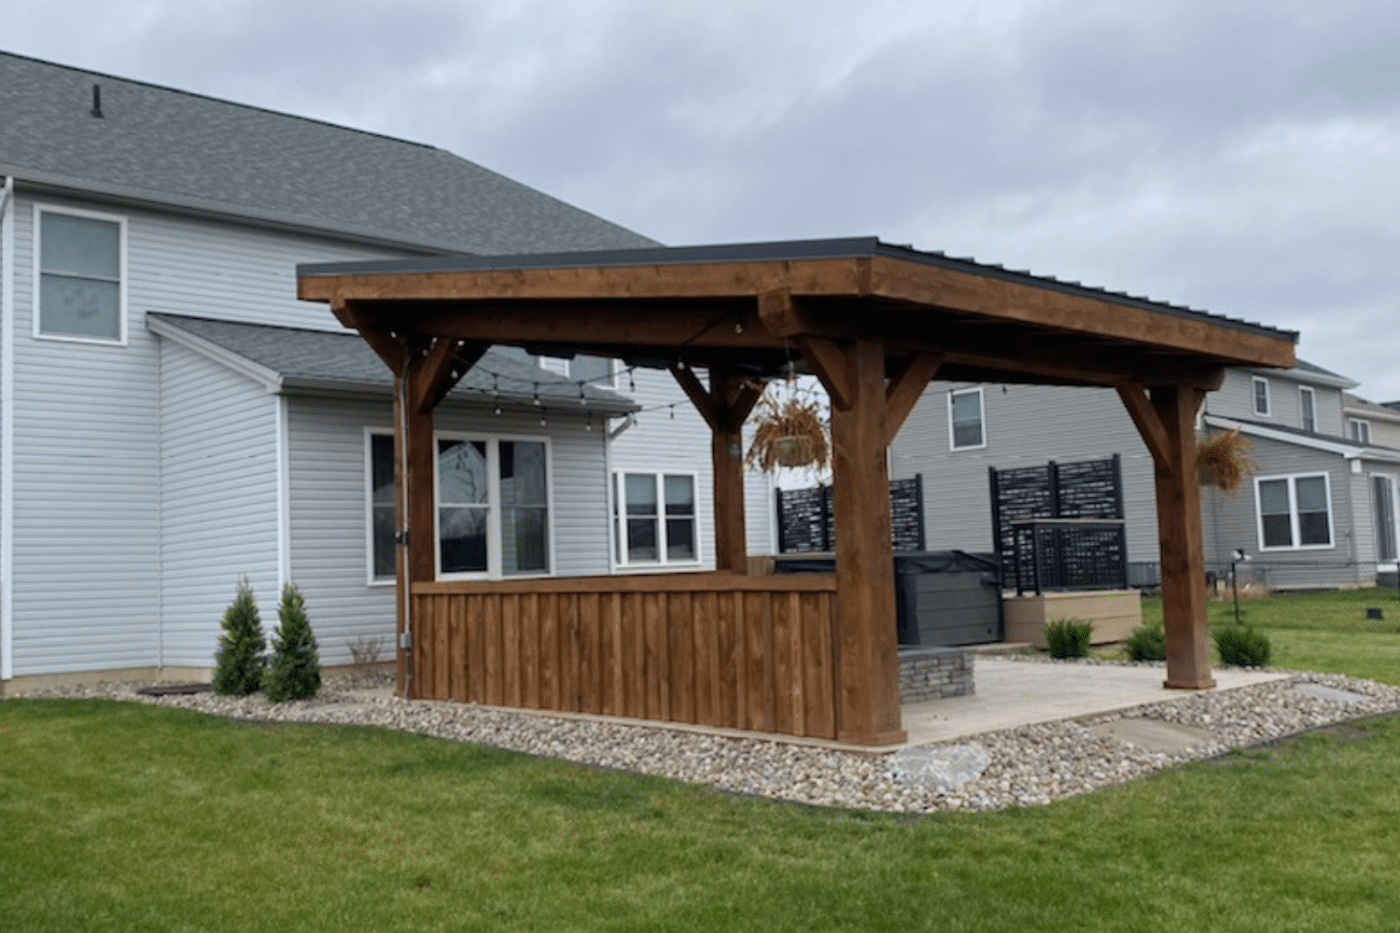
(1205, 414, 1400, 464)
(1, 175, 15, 679)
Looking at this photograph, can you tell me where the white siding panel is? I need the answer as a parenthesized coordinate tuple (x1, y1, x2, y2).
(157, 340, 280, 667)
(4, 193, 416, 676)
(606, 366, 777, 564)
(11, 198, 161, 674)
(891, 382, 1161, 562)
(286, 396, 612, 667)
(1209, 438, 1349, 565)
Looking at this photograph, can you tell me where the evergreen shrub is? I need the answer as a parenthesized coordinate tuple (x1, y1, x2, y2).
(1044, 618, 1094, 659)
(1124, 619, 1167, 662)
(1214, 624, 1272, 668)
(265, 582, 321, 702)
(212, 578, 266, 696)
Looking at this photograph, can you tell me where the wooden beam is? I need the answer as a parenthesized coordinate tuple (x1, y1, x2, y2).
(412, 339, 488, 414)
(299, 256, 868, 304)
(724, 376, 765, 429)
(1116, 384, 1173, 465)
(1148, 385, 1215, 691)
(867, 254, 1297, 369)
(756, 289, 806, 337)
(796, 337, 853, 412)
(709, 367, 751, 574)
(669, 365, 722, 433)
(883, 351, 943, 447)
(829, 338, 905, 746)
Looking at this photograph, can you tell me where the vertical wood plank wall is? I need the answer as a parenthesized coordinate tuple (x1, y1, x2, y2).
(410, 573, 839, 739)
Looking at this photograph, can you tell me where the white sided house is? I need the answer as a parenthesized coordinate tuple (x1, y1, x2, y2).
(891, 361, 1400, 589)
(0, 50, 770, 689)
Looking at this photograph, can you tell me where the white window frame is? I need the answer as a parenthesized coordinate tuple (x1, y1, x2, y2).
(1350, 419, 1372, 445)
(1251, 376, 1271, 417)
(1254, 472, 1334, 552)
(538, 354, 617, 389)
(948, 386, 986, 451)
(1298, 386, 1316, 433)
(32, 203, 128, 346)
(365, 429, 397, 586)
(433, 432, 555, 581)
(612, 471, 702, 569)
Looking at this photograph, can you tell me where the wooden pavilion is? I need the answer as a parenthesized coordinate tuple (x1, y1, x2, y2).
(297, 237, 1296, 747)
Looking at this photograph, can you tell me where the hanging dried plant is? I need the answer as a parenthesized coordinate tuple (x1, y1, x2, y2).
(746, 392, 831, 473)
(1197, 429, 1253, 494)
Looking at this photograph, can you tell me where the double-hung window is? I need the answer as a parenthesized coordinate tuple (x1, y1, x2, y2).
(1256, 473, 1332, 550)
(948, 387, 985, 450)
(530, 352, 617, 389)
(35, 206, 125, 343)
(368, 432, 397, 583)
(1252, 377, 1270, 417)
(614, 472, 697, 566)
(366, 432, 551, 581)
(1350, 419, 1372, 445)
(1373, 475, 1398, 564)
(1299, 387, 1316, 433)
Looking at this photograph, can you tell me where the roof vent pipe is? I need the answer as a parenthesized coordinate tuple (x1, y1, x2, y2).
(90, 83, 103, 119)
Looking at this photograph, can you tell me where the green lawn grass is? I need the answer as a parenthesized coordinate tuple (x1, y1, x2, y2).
(4, 698, 1400, 932)
(9, 588, 1400, 932)
(1139, 586, 1400, 684)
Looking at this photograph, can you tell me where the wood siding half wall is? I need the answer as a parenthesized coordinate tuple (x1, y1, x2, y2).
(410, 572, 839, 739)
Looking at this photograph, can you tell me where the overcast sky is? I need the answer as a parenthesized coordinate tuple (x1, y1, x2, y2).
(9, 0, 1400, 399)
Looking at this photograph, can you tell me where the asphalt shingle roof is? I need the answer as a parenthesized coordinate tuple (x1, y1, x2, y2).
(0, 50, 656, 254)
(147, 314, 637, 415)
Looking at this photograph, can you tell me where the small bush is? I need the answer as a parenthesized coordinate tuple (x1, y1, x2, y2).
(347, 635, 384, 681)
(1045, 618, 1094, 659)
(1214, 624, 1272, 667)
(265, 583, 321, 702)
(1123, 619, 1167, 662)
(212, 578, 266, 696)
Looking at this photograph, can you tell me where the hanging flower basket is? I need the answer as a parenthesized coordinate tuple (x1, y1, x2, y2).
(747, 393, 830, 473)
(1197, 429, 1253, 494)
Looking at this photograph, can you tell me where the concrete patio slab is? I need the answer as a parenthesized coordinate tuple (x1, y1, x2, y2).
(899, 658, 1290, 749)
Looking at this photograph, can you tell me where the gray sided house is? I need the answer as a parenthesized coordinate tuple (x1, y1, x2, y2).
(0, 50, 763, 687)
(891, 361, 1400, 589)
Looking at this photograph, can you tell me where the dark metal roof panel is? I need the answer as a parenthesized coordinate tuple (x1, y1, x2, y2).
(298, 235, 1297, 343)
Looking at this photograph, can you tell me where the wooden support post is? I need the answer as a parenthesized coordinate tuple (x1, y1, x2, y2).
(827, 338, 906, 745)
(1143, 385, 1215, 690)
(671, 365, 761, 574)
(395, 347, 439, 699)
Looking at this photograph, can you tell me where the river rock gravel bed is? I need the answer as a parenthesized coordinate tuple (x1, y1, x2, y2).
(14, 662, 1400, 813)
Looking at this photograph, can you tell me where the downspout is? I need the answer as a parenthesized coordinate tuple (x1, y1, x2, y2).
(397, 369, 413, 698)
(274, 392, 291, 591)
(1, 176, 15, 681)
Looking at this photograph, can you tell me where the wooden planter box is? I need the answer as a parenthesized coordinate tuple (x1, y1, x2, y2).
(1001, 589, 1142, 649)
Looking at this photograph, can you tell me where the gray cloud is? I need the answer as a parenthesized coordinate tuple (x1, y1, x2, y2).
(8, 0, 1400, 396)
